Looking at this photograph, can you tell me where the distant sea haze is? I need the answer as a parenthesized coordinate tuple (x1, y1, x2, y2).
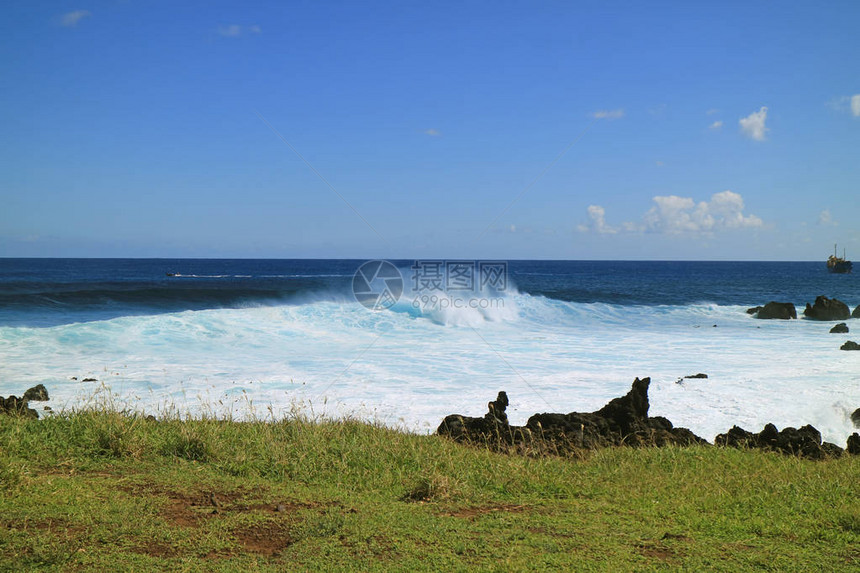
(1, 259, 858, 445)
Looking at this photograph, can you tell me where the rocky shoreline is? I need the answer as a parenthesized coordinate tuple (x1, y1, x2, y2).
(438, 378, 860, 460)
(747, 295, 860, 350)
(0, 384, 50, 418)
(3, 379, 858, 460)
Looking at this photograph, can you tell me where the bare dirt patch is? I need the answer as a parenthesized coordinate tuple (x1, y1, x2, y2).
(636, 542, 676, 561)
(635, 534, 690, 562)
(234, 521, 294, 557)
(1, 517, 86, 538)
(133, 541, 178, 558)
(660, 532, 692, 542)
(527, 526, 578, 540)
(161, 492, 206, 527)
(126, 485, 319, 557)
(116, 481, 314, 528)
(157, 491, 286, 527)
(442, 503, 529, 519)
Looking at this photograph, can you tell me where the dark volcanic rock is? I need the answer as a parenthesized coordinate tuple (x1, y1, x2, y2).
(851, 408, 860, 429)
(23, 384, 49, 402)
(714, 423, 842, 459)
(841, 341, 860, 351)
(1, 385, 50, 418)
(438, 379, 708, 452)
(592, 376, 651, 434)
(848, 433, 860, 455)
(804, 296, 850, 321)
(821, 442, 845, 458)
(854, 305, 860, 319)
(0, 395, 37, 418)
(713, 425, 759, 448)
(676, 373, 709, 385)
(437, 392, 518, 443)
(754, 301, 797, 320)
(830, 323, 849, 334)
(746, 306, 762, 315)
(437, 380, 858, 459)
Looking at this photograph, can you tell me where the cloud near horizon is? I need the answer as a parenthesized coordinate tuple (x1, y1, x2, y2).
(576, 205, 616, 234)
(579, 191, 763, 235)
(739, 106, 769, 140)
(61, 10, 91, 27)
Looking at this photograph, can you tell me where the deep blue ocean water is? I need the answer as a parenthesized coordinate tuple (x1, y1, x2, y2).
(1, 258, 857, 327)
(1, 258, 858, 443)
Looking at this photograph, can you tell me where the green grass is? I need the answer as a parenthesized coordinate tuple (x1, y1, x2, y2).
(0, 408, 857, 571)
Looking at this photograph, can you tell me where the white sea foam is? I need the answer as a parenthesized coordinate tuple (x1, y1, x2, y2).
(1, 294, 858, 444)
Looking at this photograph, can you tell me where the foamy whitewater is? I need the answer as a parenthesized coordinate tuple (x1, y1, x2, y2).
(1, 259, 858, 444)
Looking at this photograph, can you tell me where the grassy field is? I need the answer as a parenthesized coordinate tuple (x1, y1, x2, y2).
(0, 407, 858, 572)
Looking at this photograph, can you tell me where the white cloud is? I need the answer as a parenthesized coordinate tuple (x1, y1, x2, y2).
(591, 109, 625, 120)
(818, 209, 838, 226)
(709, 120, 723, 130)
(644, 191, 763, 233)
(706, 108, 720, 115)
(577, 205, 617, 234)
(578, 191, 763, 236)
(739, 106, 768, 141)
(61, 10, 90, 27)
(643, 195, 699, 233)
(707, 190, 763, 229)
(218, 24, 262, 37)
(826, 94, 860, 117)
(827, 96, 848, 111)
(423, 128, 441, 137)
(219, 25, 242, 37)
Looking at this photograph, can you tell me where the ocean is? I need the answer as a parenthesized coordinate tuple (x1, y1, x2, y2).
(1, 258, 858, 444)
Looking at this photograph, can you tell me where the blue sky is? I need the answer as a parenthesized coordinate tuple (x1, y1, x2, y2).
(1, 1, 858, 260)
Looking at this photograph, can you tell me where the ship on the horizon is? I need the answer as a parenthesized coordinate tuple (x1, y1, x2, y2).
(827, 244, 852, 274)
